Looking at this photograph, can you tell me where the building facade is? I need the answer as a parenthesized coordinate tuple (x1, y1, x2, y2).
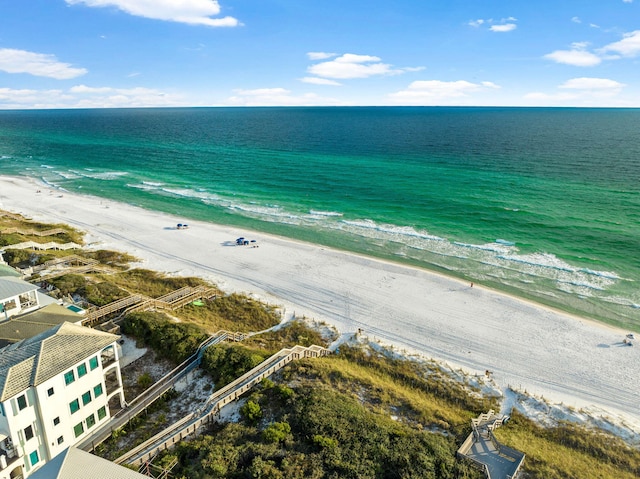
(0, 322, 125, 478)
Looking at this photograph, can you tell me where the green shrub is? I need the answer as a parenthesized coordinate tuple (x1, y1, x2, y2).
(121, 312, 208, 363)
(48, 274, 88, 296)
(201, 344, 265, 388)
(240, 400, 262, 425)
(80, 281, 127, 306)
(262, 422, 291, 444)
(137, 373, 153, 389)
(2, 249, 32, 266)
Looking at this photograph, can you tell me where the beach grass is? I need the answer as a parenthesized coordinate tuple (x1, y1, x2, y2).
(105, 268, 212, 298)
(494, 411, 640, 479)
(178, 293, 281, 333)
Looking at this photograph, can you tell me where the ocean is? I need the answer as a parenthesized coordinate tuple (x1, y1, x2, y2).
(0, 107, 639, 330)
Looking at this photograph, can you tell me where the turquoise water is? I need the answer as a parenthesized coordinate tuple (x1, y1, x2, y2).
(1, 107, 639, 329)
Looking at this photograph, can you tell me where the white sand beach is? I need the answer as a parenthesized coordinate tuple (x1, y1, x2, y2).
(1, 176, 638, 434)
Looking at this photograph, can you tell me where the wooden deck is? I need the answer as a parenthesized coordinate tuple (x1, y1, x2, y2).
(457, 411, 525, 479)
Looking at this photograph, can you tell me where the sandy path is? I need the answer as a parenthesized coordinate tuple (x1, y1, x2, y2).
(1, 176, 638, 428)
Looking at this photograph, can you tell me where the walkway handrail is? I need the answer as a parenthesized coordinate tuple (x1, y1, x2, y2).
(1, 227, 67, 236)
(458, 411, 525, 479)
(0, 210, 27, 221)
(3, 240, 81, 250)
(82, 295, 148, 326)
(125, 331, 232, 409)
(76, 330, 244, 452)
(116, 344, 330, 466)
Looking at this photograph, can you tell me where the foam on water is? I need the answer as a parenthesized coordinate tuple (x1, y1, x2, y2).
(309, 210, 344, 217)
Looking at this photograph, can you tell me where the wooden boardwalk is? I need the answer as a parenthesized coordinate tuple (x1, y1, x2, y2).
(81, 286, 218, 327)
(115, 344, 330, 467)
(1, 226, 68, 236)
(457, 411, 525, 479)
(75, 331, 245, 453)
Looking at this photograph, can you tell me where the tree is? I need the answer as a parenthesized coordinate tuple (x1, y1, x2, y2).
(262, 421, 291, 444)
(240, 400, 262, 424)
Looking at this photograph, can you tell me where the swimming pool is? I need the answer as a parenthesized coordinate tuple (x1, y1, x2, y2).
(66, 304, 84, 313)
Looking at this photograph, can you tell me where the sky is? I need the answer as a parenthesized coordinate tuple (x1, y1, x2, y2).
(0, 0, 639, 108)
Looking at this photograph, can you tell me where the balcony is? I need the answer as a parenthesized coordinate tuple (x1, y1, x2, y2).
(101, 348, 117, 369)
(0, 444, 22, 472)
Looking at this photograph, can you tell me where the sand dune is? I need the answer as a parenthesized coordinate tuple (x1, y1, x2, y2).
(1, 175, 638, 433)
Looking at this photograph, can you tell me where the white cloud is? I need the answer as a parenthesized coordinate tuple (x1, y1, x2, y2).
(308, 53, 404, 79)
(225, 87, 346, 106)
(571, 17, 581, 23)
(558, 77, 625, 90)
(307, 52, 336, 60)
(0, 88, 65, 105)
(0, 48, 87, 79)
(600, 30, 640, 57)
(300, 77, 341, 86)
(544, 49, 601, 66)
(65, 0, 239, 27)
(623, 0, 633, 3)
(490, 23, 517, 32)
(524, 77, 626, 105)
(470, 17, 517, 32)
(0, 84, 184, 109)
(545, 30, 640, 68)
(388, 80, 500, 105)
(70, 85, 113, 93)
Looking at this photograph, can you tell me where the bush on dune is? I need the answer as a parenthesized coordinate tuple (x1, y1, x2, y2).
(121, 312, 209, 363)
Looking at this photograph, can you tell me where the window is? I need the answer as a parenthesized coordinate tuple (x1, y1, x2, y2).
(93, 384, 103, 398)
(73, 422, 84, 438)
(77, 363, 87, 378)
(81, 391, 91, 406)
(0, 402, 5, 416)
(17, 394, 27, 410)
(24, 425, 34, 441)
(64, 370, 75, 385)
(2, 299, 16, 312)
(57, 436, 64, 445)
(97, 406, 107, 420)
(29, 450, 39, 467)
(86, 414, 96, 429)
(89, 356, 99, 370)
(47, 387, 54, 396)
(53, 416, 60, 426)
(69, 399, 80, 414)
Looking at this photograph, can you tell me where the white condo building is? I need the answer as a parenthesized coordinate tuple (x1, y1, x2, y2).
(0, 322, 125, 478)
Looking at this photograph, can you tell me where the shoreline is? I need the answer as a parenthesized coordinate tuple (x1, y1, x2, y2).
(1, 175, 639, 436)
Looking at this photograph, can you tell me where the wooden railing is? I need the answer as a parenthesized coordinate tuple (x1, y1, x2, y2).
(76, 330, 246, 452)
(1, 226, 67, 236)
(82, 295, 149, 326)
(3, 240, 81, 251)
(0, 210, 27, 221)
(116, 344, 330, 466)
(83, 286, 218, 327)
(457, 410, 525, 479)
